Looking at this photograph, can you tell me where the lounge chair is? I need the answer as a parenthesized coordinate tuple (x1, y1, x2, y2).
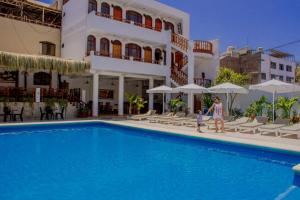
(171, 113, 197, 126)
(278, 123, 300, 139)
(208, 117, 249, 130)
(236, 116, 268, 134)
(183, 115, 211, 128)
(130, 110, 156, 121)
(55, 107, 65, 120)
(258, 119, 290, 136)
(156, 112, 186, 124)
(148, 112, 174, 123)
(12, 107, 24, 122)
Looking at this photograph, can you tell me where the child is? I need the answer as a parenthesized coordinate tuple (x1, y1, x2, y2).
(197, 110, 203, 133)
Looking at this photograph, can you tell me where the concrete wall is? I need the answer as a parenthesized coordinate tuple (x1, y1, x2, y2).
(0, 17, 61, 56)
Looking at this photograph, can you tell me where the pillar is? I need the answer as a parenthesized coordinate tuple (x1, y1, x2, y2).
(165, 42, 172, 106)
(188, 93, 194, 114)
(149, 78, 154, 110)
(188, 41, 195, 84)
(118, 75, 124, 115)
(92, 73, 99, 117)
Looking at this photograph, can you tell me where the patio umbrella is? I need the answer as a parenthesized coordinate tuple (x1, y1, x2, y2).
(147, 85, 174, 113)
(250, 79, 300, 122)
(208, 82, 249, 114)
(175, 83, 209, 113)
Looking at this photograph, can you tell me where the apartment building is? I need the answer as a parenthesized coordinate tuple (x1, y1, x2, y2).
(61, 0, 219, 116)
(220, 46, 296, 84)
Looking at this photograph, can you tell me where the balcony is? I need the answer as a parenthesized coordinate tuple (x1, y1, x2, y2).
(171, 33, 189, 52)
(194, 78, 212, 87)
(193, 40, 213, 55)
(88, 51, 168, 77)
(86, 12, 168, 45)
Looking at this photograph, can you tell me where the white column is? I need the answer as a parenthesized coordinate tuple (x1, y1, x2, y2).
(92, 73, 99, 117)
(188, 41, 195, 84)
(118, 75, 124, 115)
(148, 78, 154, 110)
(188, 93, 194, 114)
(165, 42, 172, 106)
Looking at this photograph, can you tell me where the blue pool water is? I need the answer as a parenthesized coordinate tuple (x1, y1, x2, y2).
(0, 122, 300, 200)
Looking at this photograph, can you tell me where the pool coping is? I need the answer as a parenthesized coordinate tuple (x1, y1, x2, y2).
(1, 119, 300, 174)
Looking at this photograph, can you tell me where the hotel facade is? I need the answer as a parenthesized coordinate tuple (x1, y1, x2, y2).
(0, 0, 219, 117)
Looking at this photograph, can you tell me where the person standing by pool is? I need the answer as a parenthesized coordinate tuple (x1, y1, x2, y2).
(206, 97, 225, 133)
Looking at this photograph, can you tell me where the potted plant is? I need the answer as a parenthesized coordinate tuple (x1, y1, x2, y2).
(276, 96, 298, 119)
(125, 93, 137, 115)
(134, 96, 147, 114)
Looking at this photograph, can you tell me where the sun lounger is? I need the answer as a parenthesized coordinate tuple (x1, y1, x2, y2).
(279, 123, 300, 139)
(148, 112, 174, 123)
(258, 119, 290, 136)
(158, 112, 186, 124)
(183, 116, 211, 128)
(207, 117, 249, 130)
(130, 110, 156, 121)
(237, 117, 268, 134)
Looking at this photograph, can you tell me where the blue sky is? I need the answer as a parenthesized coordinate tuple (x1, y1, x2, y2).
(41, 0, 300, 60)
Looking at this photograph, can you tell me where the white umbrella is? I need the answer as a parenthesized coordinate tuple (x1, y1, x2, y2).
(147, 85, 174, 113)
(209, 82, 248, 114)
(175, 83, 209, 113)
(250, 79, 300, 122)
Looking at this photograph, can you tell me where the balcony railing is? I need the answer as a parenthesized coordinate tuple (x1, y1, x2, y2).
(92, 51, 164, 65)
(193, 40, 213, 55)
(95, 12, 161, 32)
(194, 78, 212, 87)
(171, 33, 189, 52)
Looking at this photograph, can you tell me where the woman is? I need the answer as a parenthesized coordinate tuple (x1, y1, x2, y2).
(206, 97, 225, 133)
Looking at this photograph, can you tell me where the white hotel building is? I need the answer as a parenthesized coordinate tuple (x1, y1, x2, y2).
(61, 0, 219, 116)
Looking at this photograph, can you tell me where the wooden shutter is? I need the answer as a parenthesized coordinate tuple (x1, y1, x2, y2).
(112, 41, 122, 58)
(113, 6, 122, 21)
(144, 48, 152, 63)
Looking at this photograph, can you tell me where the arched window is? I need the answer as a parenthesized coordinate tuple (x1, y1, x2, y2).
(155, 48, 162, 64)
(100, 38, 110, 56)
(88, 0, 97, 13)
(113, 6, 122, 21)
(34, 72, 51, 85)
(164, 21, 174, 33)
(101, 2, 110, 17)
(155, 18, 162, 32)
(144, 47, 152, 63)
(125, 43, 141, 61)
(144, 15, 152, 29)
(112, 40, 122, 58)
(87, 35, 96, 55)
(126, 10, 142, 25)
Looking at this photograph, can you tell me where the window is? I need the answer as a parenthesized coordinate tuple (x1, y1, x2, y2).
(279, 76, 284, 81)
(112, 40, 122, 58)
(126, 10, 142, 25)
(270, 74, 277, 79)
(155, 18, 162, 31)
(164, 21, 174, 33)
(286, 65, 292, 72)
(88, 0, 97, 13)
(87, 35, 96, 55)
(100, 38, 110, 56)
(270, 62, 276, 69)
(143, 47, 152, 63)
(34, 72, 51, 85)
(279, 64, 284, 71)
(40, 42, 55, 56)
(261, 73, 266, 80)
(144, 15, 152, 29)
(155, 49, 162, 64)
(125, 43, 141, 60)
(113, 6, 122, 21)
(101, 2, 110, 17)
(286, 77, 294, 83)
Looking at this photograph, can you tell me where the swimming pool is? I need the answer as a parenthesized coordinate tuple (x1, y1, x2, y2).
(0, 122, 300, 200)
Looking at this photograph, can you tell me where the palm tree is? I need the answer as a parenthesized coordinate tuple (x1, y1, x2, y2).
(125, 93, 137, 115)
(135, 96, 147, 114)
(276, 96, 298, 119)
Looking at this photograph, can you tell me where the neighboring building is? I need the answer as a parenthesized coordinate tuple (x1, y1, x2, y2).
(0, 0, 62, 89)
(220, 46, 296, 84)
(61, 0, 219, 116)
(0, 0, 219, 116)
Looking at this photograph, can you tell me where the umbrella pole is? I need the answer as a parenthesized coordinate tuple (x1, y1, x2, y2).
(163, 93, 165, 114)
(272, 91, 275, 123)
(226, 92, 229, 116)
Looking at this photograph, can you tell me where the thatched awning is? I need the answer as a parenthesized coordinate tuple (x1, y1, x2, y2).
(0, 51, 90, 75)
